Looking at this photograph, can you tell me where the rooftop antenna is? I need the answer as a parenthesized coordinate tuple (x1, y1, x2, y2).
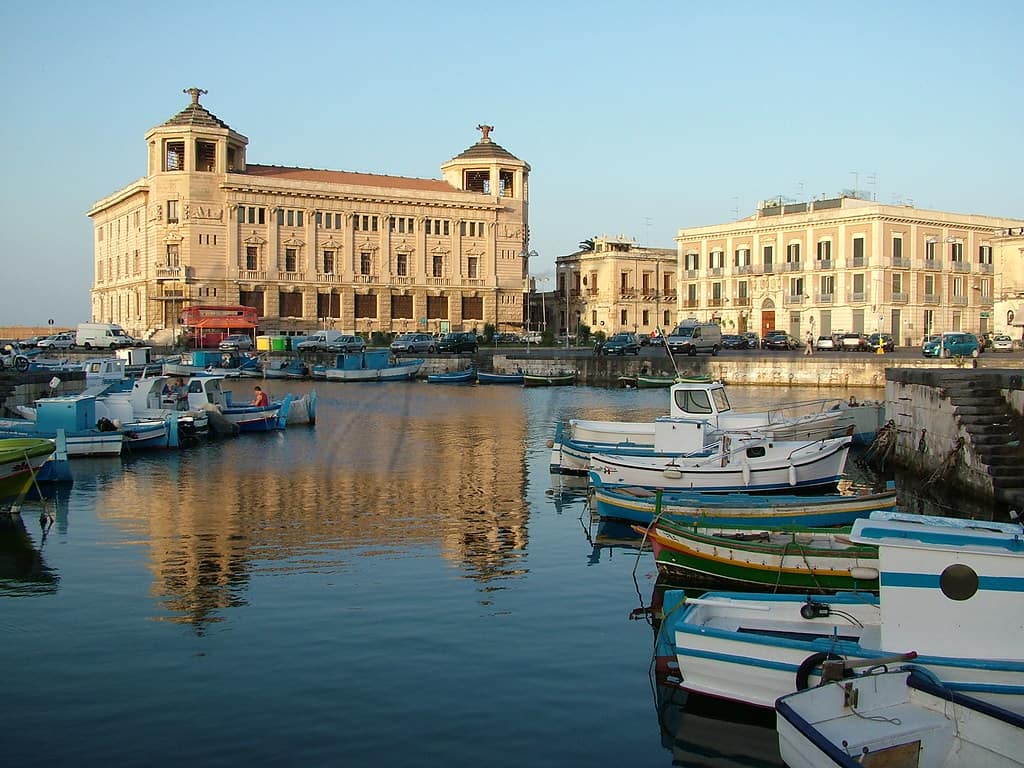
(866, 172, 878, 201)
(643, 217, 652, 247)
(731, 197, 739, 219)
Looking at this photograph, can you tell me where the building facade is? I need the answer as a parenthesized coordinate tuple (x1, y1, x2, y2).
(87, 89, 531, 342)
(672, 197, 1024, 346)
(555, 236, 676, 339)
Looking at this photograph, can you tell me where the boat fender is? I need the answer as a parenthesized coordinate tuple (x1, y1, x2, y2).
(848, 566, 879, 581)
(663, 466, 683, 480)
(546, 439, 555, 449)
(787, 464, 797, 486)
(795, 651, 844, 691)
(741, 461, 751, 486)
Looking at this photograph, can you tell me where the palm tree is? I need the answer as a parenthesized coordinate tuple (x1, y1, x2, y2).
(578, 238, 595, 252)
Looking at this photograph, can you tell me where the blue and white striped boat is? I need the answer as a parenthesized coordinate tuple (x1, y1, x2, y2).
(658, 511, 1024, 715)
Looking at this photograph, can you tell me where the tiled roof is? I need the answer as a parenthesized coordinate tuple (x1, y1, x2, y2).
(449, 139, 522, 163)
(244, 164, 457, 193)
(160, 94, 232, 130)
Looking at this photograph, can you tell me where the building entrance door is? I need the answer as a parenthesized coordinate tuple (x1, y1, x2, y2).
(761, 311, 775, 339)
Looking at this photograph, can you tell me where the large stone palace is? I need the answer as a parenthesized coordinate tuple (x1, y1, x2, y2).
(87, 89, 532, 342)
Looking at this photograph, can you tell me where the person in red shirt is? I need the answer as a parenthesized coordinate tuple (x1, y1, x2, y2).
(251, 386, 269, 407)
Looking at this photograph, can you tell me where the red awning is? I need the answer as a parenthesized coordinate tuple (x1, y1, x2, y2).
(189, 317, 256, 329)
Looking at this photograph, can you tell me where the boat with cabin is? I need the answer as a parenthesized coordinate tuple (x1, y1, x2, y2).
(179, 376, 290, 432)
(657, 511, 1024, 715)
(0, 388, 123, 456)
(324, 350, 423, 382)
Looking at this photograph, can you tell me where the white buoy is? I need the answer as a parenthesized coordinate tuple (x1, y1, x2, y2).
(788, 464, 797, 486)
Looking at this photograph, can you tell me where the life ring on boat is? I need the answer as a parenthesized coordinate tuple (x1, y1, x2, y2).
(795, 651, 844, 691)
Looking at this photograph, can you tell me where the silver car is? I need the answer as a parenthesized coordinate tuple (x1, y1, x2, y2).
(37, 332, 76, 350)
(219, 334, 254, 351)
(390, 332, 435, 354)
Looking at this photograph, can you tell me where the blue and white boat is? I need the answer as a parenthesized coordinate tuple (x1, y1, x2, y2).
(588, 431, 852, 494)
(324, 350, 423, 382)
(96, 375, 209, 443)
(427, 367, 475, 384)
(0, 388, 123, 456)
(180, 376, 290, 432)
(262, 357, 308, 380)
(592, 484, 898, 528)
(776, 666, 1024, 768)
(658, 511, 1024, 715)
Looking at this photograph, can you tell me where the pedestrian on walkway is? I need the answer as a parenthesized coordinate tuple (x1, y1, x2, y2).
(804, 332, 814, 356)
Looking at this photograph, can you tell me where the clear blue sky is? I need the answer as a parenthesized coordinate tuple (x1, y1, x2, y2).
(1, 0, 1021, 325)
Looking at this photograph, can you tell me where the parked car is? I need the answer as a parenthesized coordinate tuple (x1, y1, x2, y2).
(815, 335, 836, 351)
(763, 332, 800, 351)
(601, 332, 641, 355)
(436, 332, 478, 354)
(522, 331, 543, 344)
(36, 332, 76, 350)
(219, 334, 254, 351)
(493, 333, 521, 344)
(742, 332, 759, 348)
(760, 330, 788, 349)
(866, 333, 895, 353)
(721, 334, 749, 350)
(19, 335, 48, 348)
(390, 332, 435, 354)
(838, 333, 868, 352)
(328, 334, 366, 353)
(991, 334, 1014, 352)
(296, 330, 351, 352)
(922, 332, 981, 358)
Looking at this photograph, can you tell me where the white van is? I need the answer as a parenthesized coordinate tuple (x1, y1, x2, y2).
(76, 322, 132, 349)
(667, 321, 723, 356)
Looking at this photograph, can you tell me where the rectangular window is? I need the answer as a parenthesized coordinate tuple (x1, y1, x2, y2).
(317, 293, 341, 319)
(789, 277, 803, 296)
(237, 207, 245, 224)
(246, 246, 258, 271)
(734, 248, 750, 267)
(285, 248, 297, 272)
(286, 210, 294, 227)
(816, 241, 831, 261)
(892, 236, 903, 260)
(620, 272, 629, 291)
(467, 257, 478, 278)
(925, 274, 936, 294)
(323, 250, 334, 274)
(315, 212, 322, 227)
(279, 292, 303, 318)
(978, 245, 992, 264)
(167, 200, 179, 224)
(396, 253, 407, 276)
(165, 140, 185, 171)
(196, 140, 216, 172)
(953, 276, 965, 297)
(926, 240, 938, 260)
(820, 275, 834, 295)
(685, 252, 700, 271)
(360, 252, 371, 275)
(853, 273, 865, 293)
(786, 243, 800, 263)
(432, 255, 443, 277)
(710, 251, 724, 269)
(763, 245, 774, 266)
(852, 237, 865, 262)
(951, 242, 963, 262)
(892, 272, 903, 293)
(620, 309, 627, 324)
(166, 244, 179, 267)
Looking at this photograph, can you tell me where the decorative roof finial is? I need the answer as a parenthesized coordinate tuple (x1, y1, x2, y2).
(184, 87, 208, 106)
(476, 124, 494, 142)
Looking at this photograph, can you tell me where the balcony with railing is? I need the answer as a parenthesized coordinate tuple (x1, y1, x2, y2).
(952, 262, 971, 273)
(923, 259, 941, 271)
(785, 261, 802, 272)
(891, 256, 911, 268)
(391, 276, 413, 285)
(847, 291, 866, 303)
(156, 265, 193, 281)
(682, 299, 700, 309)
(708, 297, 725, 308)
(923, 293, 941, 304)
(978, 263, 994, 274)
(427, 277, 451, 287)
(733, 296, 751, 307)
(280, 271, 305, 282)
(850, 257, 865, 268)
(735, 265, 752, 275)
(951, 296, 968, 306)
(815, 259, 833, 270)
(816, 293, 834, 304)
(238, 270, 267, 281)
(685, 269, 699, 279)
(784, 294, 806, 306)
(892, 292, 908, 303)
(709, 267, 723, 277)
(316, 273, 344, 283)
(762, 264, 775, 273)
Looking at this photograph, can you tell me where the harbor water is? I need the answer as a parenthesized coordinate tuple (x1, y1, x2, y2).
(0, 381, 963, 767)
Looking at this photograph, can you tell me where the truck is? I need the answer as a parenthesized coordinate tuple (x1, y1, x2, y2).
(76, 322, 133, 349)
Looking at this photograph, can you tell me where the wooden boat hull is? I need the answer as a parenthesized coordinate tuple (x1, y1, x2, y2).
(776, 668, 1024, 768)
(592, 486, 897, 527)
(477, 372, 524, 385)
(324, 360, 423, 381)
(427, 368, 475, 384)
(643, 521, 880, 591)
(0, 438, 55, 502)
(523, 372, 576, 387)
(589, 437, 852, 494)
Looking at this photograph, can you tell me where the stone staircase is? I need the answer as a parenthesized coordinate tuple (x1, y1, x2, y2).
(943, 376, 1024, 510)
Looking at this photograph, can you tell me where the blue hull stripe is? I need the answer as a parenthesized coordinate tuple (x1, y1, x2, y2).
(881, 572, 1024, 592)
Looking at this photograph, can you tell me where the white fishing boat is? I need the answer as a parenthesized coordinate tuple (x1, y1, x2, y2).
(0, 388, 123, 457)
(551, 378, 879, 474)
(776, 666, 1024, 768)
(95, 375, 210, 444)
(588, 432, 852, 493)
(179, 376, 289, 432)
(657, 511, 1024, 715)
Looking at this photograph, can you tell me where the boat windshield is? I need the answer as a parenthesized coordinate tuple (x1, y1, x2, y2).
(674, 388, 713, 414)
(712, 387, 731, 413)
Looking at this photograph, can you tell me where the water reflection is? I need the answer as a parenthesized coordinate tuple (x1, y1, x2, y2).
(0, 509, 59, 595)
(80, 385, 533, 631)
